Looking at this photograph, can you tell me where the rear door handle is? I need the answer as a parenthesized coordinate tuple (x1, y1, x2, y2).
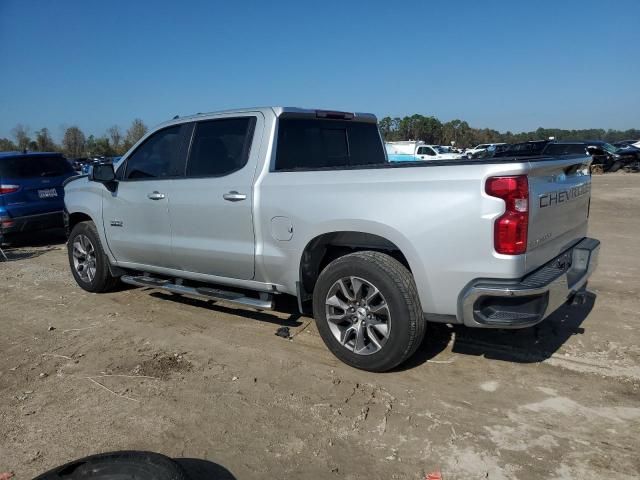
(147, 191, 166, 200)
(223, 191, 247, 202)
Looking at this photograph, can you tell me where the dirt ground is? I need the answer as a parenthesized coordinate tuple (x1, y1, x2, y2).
(1, 174, 639, 479)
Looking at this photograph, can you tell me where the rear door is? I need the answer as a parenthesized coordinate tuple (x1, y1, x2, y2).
(0, 155, 74, 218)
(525, 155, 593, 272)
(167, 113, 262, 279)
(102, 123, 191, 268)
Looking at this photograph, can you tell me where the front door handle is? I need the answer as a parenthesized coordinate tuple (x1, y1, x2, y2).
(147, 191, 166, 200)
(223, 191, 247, 202)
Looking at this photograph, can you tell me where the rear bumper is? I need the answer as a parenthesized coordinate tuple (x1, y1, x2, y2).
(0, 211, 65, 236)
(460, 237, 600, 328)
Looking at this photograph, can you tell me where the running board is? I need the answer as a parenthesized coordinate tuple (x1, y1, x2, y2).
(120, 275, 274, 310)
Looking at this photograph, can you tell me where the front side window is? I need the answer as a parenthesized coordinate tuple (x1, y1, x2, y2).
(275, 118, 386, 170)
(186, 117, 255, 177)
(124, 125, 184, 180)
(424, 147, 436, 156)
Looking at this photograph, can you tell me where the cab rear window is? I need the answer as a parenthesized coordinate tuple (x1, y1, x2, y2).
(274, 119, 386, 171)
(0, 156, 74, 178)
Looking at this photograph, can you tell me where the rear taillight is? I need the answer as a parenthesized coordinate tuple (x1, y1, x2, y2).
(0, 213, 14, 229)
(485, 175, 529, 255)
(0, 184, 20, 195)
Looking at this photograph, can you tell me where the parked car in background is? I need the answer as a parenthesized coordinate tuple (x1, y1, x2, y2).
(385, 141, 462, 161)
(542, 141, 640, 172)
(468, 143, 512, 159)
(493, 140, 551, 158)
(613, 139, 640, 149)
(80, 156, 123, 175)
(0, 151, 75, 240)
(64, 107, 599, 372)
(70, 157, 90, 172)
(463, 143, 506, 158)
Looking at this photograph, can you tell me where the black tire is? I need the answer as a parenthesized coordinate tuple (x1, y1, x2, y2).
(34, 450, 188, 480)
(67, 221, 119, 293)
(313, 251, 426, 372)
(607, 160, 623, 173)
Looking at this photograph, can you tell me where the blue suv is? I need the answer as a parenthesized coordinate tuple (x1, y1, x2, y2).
(0, 152, 75, 239)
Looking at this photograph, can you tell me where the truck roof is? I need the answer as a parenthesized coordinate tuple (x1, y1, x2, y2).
(0, 151, 64, 159)
(156, 107, 378, 130)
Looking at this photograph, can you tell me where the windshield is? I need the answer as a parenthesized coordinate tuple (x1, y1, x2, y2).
(434, 146, 449, 154)
(601, 143, 617, 154)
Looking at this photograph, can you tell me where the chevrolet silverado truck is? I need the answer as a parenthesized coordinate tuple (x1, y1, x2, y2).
(63, 107, 600, 372)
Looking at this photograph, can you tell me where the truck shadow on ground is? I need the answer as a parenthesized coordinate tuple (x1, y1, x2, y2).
(175, 458, 237, 480)
(399, 292, 596, 370)
(148, 286, 595, 369)
(1, 228, 66, 261)
(450, 291, 596, 363)
(150, 291, 304, 328)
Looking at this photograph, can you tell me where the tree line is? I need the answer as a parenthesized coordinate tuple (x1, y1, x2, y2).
(0, 119, 148, 158)
(379, 115, 639, 146)
(1, 115, 638, 157)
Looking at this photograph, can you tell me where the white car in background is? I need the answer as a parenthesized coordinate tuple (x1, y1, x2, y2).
(464, 143, 506, 158)
(386, 141, 461, 161)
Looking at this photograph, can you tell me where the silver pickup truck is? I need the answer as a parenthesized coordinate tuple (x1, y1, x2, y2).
(63, 107, 599, 371)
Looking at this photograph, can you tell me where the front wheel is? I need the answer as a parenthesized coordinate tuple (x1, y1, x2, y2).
(313, 251, 426, 372)
(68, 221, 119, 293)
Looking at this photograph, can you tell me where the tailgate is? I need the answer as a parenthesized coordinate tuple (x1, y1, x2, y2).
(525, 155, 592, 273)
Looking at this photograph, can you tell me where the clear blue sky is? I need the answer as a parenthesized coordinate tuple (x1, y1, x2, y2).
(1, 0, 638, 141)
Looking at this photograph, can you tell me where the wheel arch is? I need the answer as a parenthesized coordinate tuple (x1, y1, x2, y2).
(68, 211, 94, 231)
(298, 231, 414, 297)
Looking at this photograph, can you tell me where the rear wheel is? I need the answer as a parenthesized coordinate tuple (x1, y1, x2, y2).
(68, 221, 119, 292)
(313, 251, 426, 372)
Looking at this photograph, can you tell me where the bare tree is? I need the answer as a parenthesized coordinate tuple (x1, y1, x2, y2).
(35, 127, 56, 151)
(62, 126, 86, 158)
(12, 124, 30, 151)
(125, 119, 148, 147)
(107, 125, 122, 152)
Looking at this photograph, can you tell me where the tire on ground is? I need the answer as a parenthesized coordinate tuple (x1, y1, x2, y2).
(67, 220, 119, 293)
(34, 450, 188, 480)
(313, 250, 426, 372)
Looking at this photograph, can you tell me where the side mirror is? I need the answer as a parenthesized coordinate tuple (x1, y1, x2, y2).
(90, 162, 115, 182)
(89, 162, 117, 191)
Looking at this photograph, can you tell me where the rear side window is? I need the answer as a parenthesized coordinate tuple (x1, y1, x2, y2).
(186, 117, 255, 177)
(0, 156, 73, 179)
(124, 125, 186, 180)
(275, 119, 386, 171)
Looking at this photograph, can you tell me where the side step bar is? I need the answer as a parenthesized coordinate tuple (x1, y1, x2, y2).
(120, 275, 274, 310)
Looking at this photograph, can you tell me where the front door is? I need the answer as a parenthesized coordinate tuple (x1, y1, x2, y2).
(102, 123, 191, 268)
(168, 114, 262, 280)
